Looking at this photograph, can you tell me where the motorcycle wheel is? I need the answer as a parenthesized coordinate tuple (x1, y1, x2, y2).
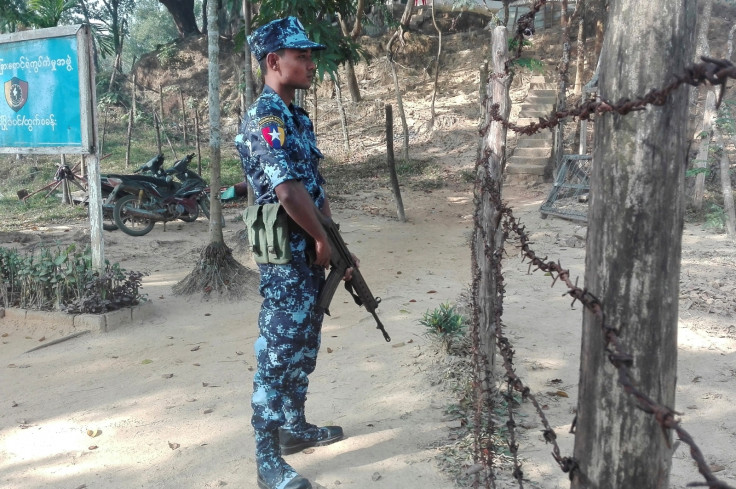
(114, 194, 156, 237)
(179, 204, 199, 222)
(198, 196, 211, 219)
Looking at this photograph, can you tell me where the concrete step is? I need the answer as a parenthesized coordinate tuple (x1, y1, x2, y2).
(515, 117, 558, 128)
(528, 87, 557, 97)
(519, 108, 554, 118)
(513, 146, 552, 158)
(505, 161, 547, 176)
(516, 137, 552, 148)
(525, 94, 558, 104)
(506, 156, 550, 173)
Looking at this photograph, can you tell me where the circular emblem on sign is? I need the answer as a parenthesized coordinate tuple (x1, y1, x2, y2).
(4, 76, 29, 112)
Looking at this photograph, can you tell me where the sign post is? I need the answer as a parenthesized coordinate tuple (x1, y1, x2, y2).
(0, 25, 103, 270)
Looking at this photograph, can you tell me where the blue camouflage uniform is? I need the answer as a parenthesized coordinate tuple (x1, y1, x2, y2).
(235, 17, 337, 489)
(236, 85, 327, 435)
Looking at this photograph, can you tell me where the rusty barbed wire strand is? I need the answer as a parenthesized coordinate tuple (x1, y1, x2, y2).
(499, 203, 736, 489)
(490, 56, 736, 136)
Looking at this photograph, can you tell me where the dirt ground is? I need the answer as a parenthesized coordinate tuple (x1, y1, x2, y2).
(2, 20, 736, 489)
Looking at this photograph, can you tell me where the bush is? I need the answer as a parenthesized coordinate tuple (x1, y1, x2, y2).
(0, 244, 146, 314)
(420, 302, 466, 353)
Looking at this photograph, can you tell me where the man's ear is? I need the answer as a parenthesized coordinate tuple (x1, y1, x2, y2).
(265, 52, 280, 73)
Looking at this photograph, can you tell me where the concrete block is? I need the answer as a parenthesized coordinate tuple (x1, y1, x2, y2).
(74, 314, 106, 333)
(25, 309, 75, 329)
(103, 307, 133, 332)
(3, 307, 26, 322)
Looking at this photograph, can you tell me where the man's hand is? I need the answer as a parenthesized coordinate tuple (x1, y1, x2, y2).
(314, 238, 332, 268)
(275, 181, 332, 266)
(343, 253, 360, 281)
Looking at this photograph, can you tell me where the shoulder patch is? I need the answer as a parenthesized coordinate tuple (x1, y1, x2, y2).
(259, 115, 286, 149)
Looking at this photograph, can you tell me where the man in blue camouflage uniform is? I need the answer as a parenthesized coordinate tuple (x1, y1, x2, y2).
(235, 17, 348, 489)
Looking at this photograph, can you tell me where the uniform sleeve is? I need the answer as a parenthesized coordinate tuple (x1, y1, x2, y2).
(249, 100, 300, 190)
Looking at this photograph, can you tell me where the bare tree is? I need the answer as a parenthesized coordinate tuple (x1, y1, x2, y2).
(386, 0, 415, 162)
(571, 1, 695, 488)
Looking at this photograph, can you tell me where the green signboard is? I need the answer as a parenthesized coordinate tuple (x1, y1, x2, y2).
(0, 25, 95, 154)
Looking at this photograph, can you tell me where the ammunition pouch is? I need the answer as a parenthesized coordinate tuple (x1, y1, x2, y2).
(243, 203, 292, 264)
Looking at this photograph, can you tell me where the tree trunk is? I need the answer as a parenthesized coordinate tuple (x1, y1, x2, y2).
(338, 14, 362, 102)
(159, 0, 201, 38)
(692, 90, 717, 211)
(429, 0, 442, 126)
(207, 0, 223, 244)
(472, 25, 510, 378)
(716, 129, 736, 239)
(573, 1, 586, 96)
(571, 2, 695, 488)
(243, 0, 255, 105)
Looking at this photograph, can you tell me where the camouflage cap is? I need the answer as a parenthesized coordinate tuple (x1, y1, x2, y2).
(248, 16, 326, 61)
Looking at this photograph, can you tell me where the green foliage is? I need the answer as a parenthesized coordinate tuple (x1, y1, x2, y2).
(0, 245, 146, 313)
(420, 302, 466, 352)
(156, 42, 179, 67)
(0, 0, 28, 33)
(251, 0, 367, 79)
(128, 0, 181, 69)
(26, 0, 77, 28)
(513, 57, 545, 73)
(704, 204, 726, 233)
(686, 167, 711, 178)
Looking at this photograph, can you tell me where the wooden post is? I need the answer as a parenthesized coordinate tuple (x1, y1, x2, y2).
(60, 154, 71, 204)
(692, 90, 717, 210)
(385, 104, 406, 222)
(472, 26, 510, 373)
(125, 108, 133, 168)
(195, 109, 202, 174)
(334, 73, 350, 154)
(131, 55, 137, 119)
(159, 83, 164, 123)
(179, 87, 188, 146)
(154, 110, 162, 154)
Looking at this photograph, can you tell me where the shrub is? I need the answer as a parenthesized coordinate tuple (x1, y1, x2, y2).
(420, 302, 466, 353)
(0, 244, 146, 314)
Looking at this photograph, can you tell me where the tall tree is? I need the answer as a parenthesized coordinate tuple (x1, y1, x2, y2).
(253, 0, 365, 80)
(173, 0, 258, 298)
(159, 0, 201, 37)
(78, 0, 135, 83)
(571, 2, 695, 489)
(337, 0, 367, 102)
(27, 0, 77, 28)
(0, 0, 28, 33)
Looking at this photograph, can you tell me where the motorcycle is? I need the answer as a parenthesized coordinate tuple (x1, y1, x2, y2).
(112, 153, 212, 237)
(97, 154, 169, 231)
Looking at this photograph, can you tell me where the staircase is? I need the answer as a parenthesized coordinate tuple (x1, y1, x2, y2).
(505, 75, 557, 184)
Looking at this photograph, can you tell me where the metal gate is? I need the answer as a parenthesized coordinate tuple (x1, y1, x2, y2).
(539, 154, 591, 222)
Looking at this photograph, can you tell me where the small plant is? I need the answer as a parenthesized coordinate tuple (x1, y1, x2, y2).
(420, 302, 466, 352)
(704, 203, 726, 233)
(157, 42, 178, 67)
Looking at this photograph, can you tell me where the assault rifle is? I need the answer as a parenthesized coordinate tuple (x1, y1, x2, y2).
(315, 212, 391, 342)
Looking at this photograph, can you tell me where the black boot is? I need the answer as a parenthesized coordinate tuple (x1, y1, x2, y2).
(279, 424, 344, 455)
(256, 429, 312, 489)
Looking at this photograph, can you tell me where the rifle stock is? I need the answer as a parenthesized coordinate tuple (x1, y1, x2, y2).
(315, 212, 391, 342)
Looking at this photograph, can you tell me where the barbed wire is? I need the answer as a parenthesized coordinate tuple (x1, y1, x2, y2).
(491, 56, 736, 136)
(473, 2, 735, 488)
(497, 201, 736, 489)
